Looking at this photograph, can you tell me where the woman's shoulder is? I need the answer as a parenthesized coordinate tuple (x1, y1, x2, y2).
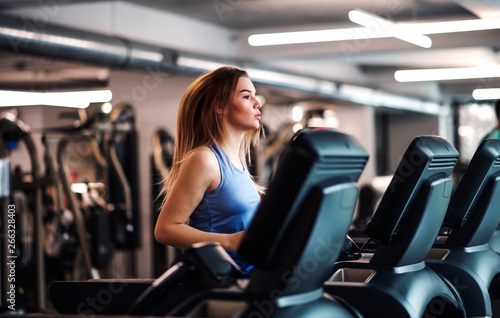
(184, 146, 221, 190)
(185, 146, 219, 169)
(189, 145, 215, 158)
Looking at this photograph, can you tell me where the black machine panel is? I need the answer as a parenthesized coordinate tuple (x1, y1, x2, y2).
(364, 136, 459, 245)
(239, 128, 369, 269)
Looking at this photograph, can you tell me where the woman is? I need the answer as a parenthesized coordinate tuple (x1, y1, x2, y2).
(154, 66, 264, 273)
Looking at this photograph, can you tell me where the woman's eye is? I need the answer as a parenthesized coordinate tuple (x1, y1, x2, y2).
(243, 96, 250, 99)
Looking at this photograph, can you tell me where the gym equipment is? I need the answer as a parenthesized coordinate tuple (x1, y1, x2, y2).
(49, 278, 154, 316)
(108, 103, 141, 275)
(42, 104, 140, 279)
(256, 122, 295, 186)
(150, 128, 177, 276)
(128, 128, 369, 317)
(54, 133, 104, 280)
(350, 184, 377, 235)
(425, 138, 500, 317)
(492, 225, 500, 254)
(0, 111, 45, 312)
(108, 103, 140, 250)
(325, 135, 466, 318)
(50, 128, 369, 317)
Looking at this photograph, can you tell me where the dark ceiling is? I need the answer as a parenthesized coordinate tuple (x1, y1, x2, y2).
(0, 0, 499, 106)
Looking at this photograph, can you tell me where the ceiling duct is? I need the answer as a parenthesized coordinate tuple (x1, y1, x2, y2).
(0, 13, 339, 97)
(0, 13, 440, 114)
(0, 13, 177, 72)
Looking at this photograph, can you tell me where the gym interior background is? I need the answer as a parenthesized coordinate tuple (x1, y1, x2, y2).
(0, 0, 500, 315)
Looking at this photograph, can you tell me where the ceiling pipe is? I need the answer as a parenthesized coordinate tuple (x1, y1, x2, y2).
(0, 13, 339, 96)
(0, 13, 442, 114)
(0, 13, 177, 72)
(0, 13, 333, 93)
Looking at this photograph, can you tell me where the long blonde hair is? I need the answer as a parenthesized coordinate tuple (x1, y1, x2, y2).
(161, 66, 264, 204)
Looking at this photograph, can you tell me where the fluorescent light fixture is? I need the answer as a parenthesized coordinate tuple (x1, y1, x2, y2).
(0, 90, 112, 108)
(348, 9, 431, 48)
(472, 88, 500, 100)
(408, 17, 500, 34)
(395, 65, 500, 82)
(248, 28, 364, 46)
(248, 16, 500, 47)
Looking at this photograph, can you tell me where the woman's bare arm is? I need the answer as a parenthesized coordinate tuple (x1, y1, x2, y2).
(154, 147, 244, 252)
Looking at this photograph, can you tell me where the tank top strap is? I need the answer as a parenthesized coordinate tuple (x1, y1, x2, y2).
(209, 144, 245, 173)
(209, 144, 226, 166)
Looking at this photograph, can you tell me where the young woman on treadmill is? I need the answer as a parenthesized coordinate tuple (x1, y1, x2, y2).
(154, 66, 264, 273)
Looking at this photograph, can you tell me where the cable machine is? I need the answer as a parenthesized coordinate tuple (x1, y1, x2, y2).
(0, 103, 141, 314)
(150, 128, 176, 276)
(0, 111, 45, 313)
(107, 103, 140, 276)
(43, 103, 141, 279)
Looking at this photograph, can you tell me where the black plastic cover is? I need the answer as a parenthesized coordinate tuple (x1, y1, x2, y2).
(239, 128, 369, 269)
(445, 138, 500, 246)
(364, 136, 459, 245)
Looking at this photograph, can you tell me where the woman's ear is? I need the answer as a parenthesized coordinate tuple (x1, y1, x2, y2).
(215, 108, 223, 114)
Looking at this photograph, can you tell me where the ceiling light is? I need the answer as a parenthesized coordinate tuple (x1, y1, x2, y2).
(248, 16, 500, 47)
(0, 90, 112, 108)
(248, 28, 364, 46)
(395, 66, 500, 82)
(348, 9, 432, 48)
(472, 88, 500, 100)
(406, 17, 500, 35)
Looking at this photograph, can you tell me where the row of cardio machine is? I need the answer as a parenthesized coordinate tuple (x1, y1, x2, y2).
(47, 128, 500, 318)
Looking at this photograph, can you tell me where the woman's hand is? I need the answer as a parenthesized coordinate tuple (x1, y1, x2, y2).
(225, 230, 246, 252)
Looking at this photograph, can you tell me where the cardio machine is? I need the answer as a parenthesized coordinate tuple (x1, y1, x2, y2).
(491, 225, 500, 254)
(126, 128, 370, 317)
(49, 128, 369, 317)
(324, 135, 466, 318)
(425, 138, 500, 318)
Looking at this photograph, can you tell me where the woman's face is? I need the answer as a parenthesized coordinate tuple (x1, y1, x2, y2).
(223, 76, 262, 132)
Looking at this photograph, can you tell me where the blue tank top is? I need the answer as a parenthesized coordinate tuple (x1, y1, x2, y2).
(189, 145, 260, 273)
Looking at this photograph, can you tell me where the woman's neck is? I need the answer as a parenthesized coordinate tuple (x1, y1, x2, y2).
(218, 132, 244, 163)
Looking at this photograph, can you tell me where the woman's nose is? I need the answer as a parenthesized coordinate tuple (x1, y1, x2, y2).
(254, 97, 262, 109)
